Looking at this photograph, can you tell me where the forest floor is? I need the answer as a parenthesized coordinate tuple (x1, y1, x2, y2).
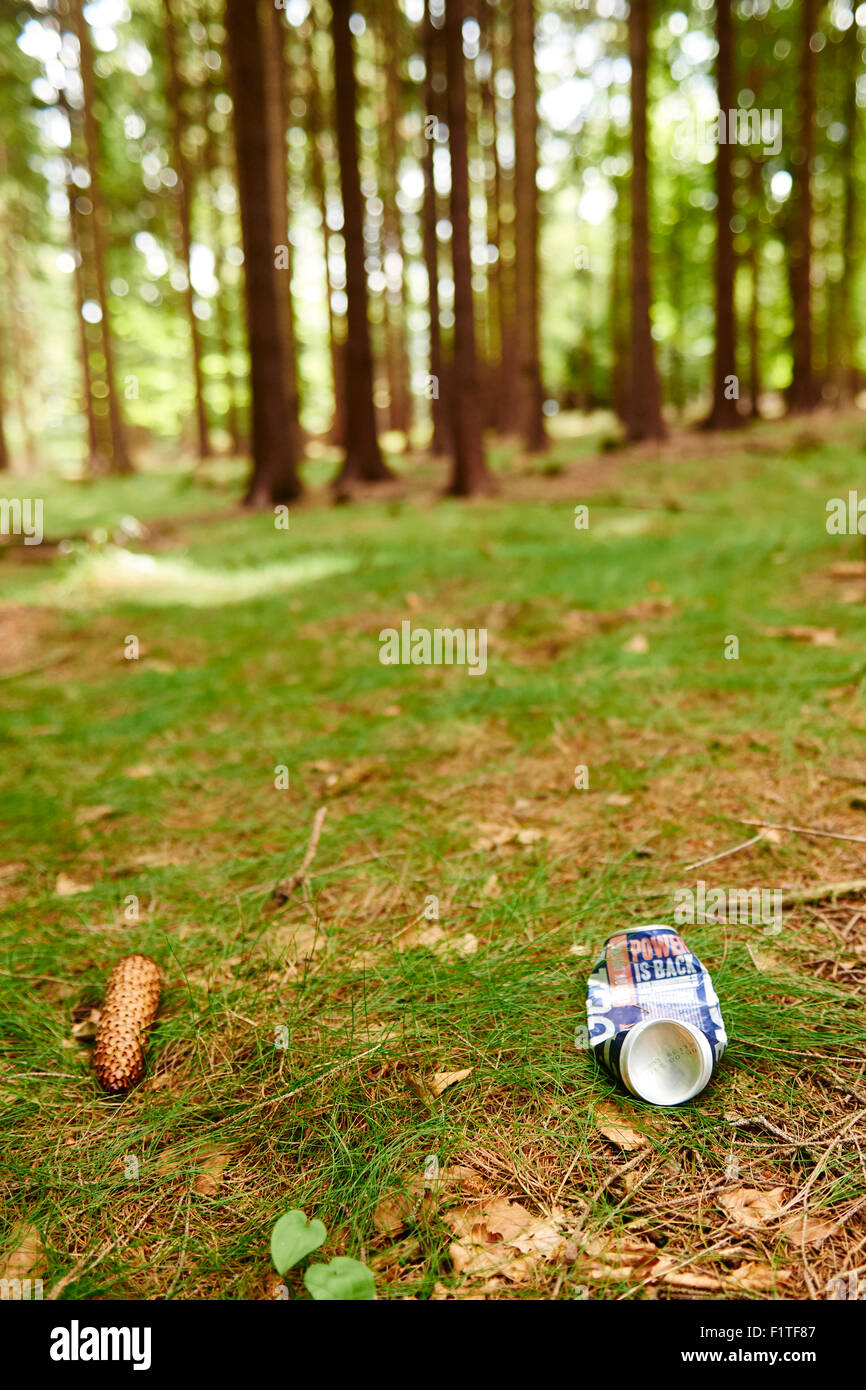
(2, 412, 866, 1301)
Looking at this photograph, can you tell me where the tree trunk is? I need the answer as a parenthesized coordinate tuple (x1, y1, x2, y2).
(330, 0, 391, 488)
(380, 6, 412, 445)
(512, 0, 546, 451)
(0, 315, 8, 471)
(626, 0, 666, 441)
(203, 103, 242, 454)
(422, 0, 448, 454)
(493, 3, 518, 434)
(263, 5, 304, 461)
(445, 0, 492, 494)
(164, 0, 211, 459)
(71, 0, 132, 473)
(838, 20, 859, 403)
(747, 156, 762, 419)
(305, 19, 346, 448)
(789, 0, 816, 413)
(707, 0, 739, 428)
(225, 0, 302, 504)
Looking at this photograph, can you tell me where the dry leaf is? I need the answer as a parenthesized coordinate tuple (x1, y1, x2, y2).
(321, 761, 379, 797)
(482, 873, 501, 898)
(475, 822, 545, 851)
(55, 873, 93, 897)
(71, 1005, 101, 1041)
(575, 1232, 659, 1281)
(194, 1149, 231, 1196)
(605, 793, 633, 807)
(827, 560, 866, 579)
(0, 1221, 47, 1283)
(719, 1186, 788, 1228)
(373, 1193, 416, 1237)
(124, 763, 156, 779)
(763, 625, 837, 646)
(426, 1067, 473, 1099)
(74, 804, 116, 828)
(445, 1198, 566, 1284)
(622, 633, 649, 653)
(271, 921, 325, 962)
(395, 920, 445, 952)
(780, 1214, 835, 1247)
(727, 1261, 793, 1292)
(595, 1102, 650, 1151)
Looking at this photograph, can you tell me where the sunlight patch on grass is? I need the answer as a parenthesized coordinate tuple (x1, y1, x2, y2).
(46, 546, 358, 608)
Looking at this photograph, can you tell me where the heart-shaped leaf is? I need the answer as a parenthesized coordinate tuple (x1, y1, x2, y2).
(303, 1257, 376, 1301)
(270, 1210, 327, 1275)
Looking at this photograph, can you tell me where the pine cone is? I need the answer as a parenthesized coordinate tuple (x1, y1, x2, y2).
(94, 954, 161, 1094)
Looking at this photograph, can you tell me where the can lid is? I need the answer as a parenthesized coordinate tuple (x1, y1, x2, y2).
(618, 1018, 714, 1106)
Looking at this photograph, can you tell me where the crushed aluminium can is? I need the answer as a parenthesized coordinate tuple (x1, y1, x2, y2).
(586, 924, 727, 1105)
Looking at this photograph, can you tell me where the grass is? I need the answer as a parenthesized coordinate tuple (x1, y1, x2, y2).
(2, 413, 866, 1300)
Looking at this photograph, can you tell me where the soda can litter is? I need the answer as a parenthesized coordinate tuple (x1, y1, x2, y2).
(585, 925, 727, 1105)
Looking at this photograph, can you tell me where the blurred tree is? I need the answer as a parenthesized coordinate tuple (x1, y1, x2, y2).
(789, 0, 816, 413)
(626, 0, 665, 441)
(70, 0, 132, 473)
(263, 4, 303, 461)
(225, 0, 301, 503)
(707, 0, 739, 429)
(445, 0, 491, 493)
(163, 0, 211, 460)
(422, 0, 448, 454)
(330, 0, 391, 489)
(512, 0, 545, 451)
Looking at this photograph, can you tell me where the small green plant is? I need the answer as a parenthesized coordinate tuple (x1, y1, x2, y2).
(270, 1210, 376, 1301)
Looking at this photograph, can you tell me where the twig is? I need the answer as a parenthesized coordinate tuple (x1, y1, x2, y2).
(778, 1111, 866, 1217)
(240, 1040, 388, 1116)
(47, 1196, 164, 1300)
(739, 818, 866, 846)
(781, 880, 866, 906)
(273, 806, 328, 899)
(682, 832, 765, 871)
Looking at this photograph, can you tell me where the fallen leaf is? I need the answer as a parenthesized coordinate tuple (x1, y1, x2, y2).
(321, 761, 379, 797)
(482, 873, 501, 898)
(445, 1198, 566, 1284)
(124, 763, 156, 779)
(516, 828, 544, 846)
(605, 793, 633, 807)
(194, 1149, 231, 1196)
(373, 1193, 416, 1237)
(71, 1005, 101, 1041)
(719, 1186, 788, 1229)
(55, 873, 93, 897)
(780, 1213, 835, 1247)
(0, 1221, 47, 1283)
(574, 1232, 659, 1281)
(426, 1067, 473, 1099)
(395, 920, 446, 952)
(727, 1261, 793, 1292)
(595, 1102, 651, 1151)
(271, 921, 326, 963)
(763, 625, 837, 647)
(622, 633, 649, 653)
(827, 561, 866, 579)
(74, 804, 116, 828)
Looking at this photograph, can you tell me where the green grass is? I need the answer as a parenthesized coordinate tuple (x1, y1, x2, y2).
(2, 415, 866, 1300)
